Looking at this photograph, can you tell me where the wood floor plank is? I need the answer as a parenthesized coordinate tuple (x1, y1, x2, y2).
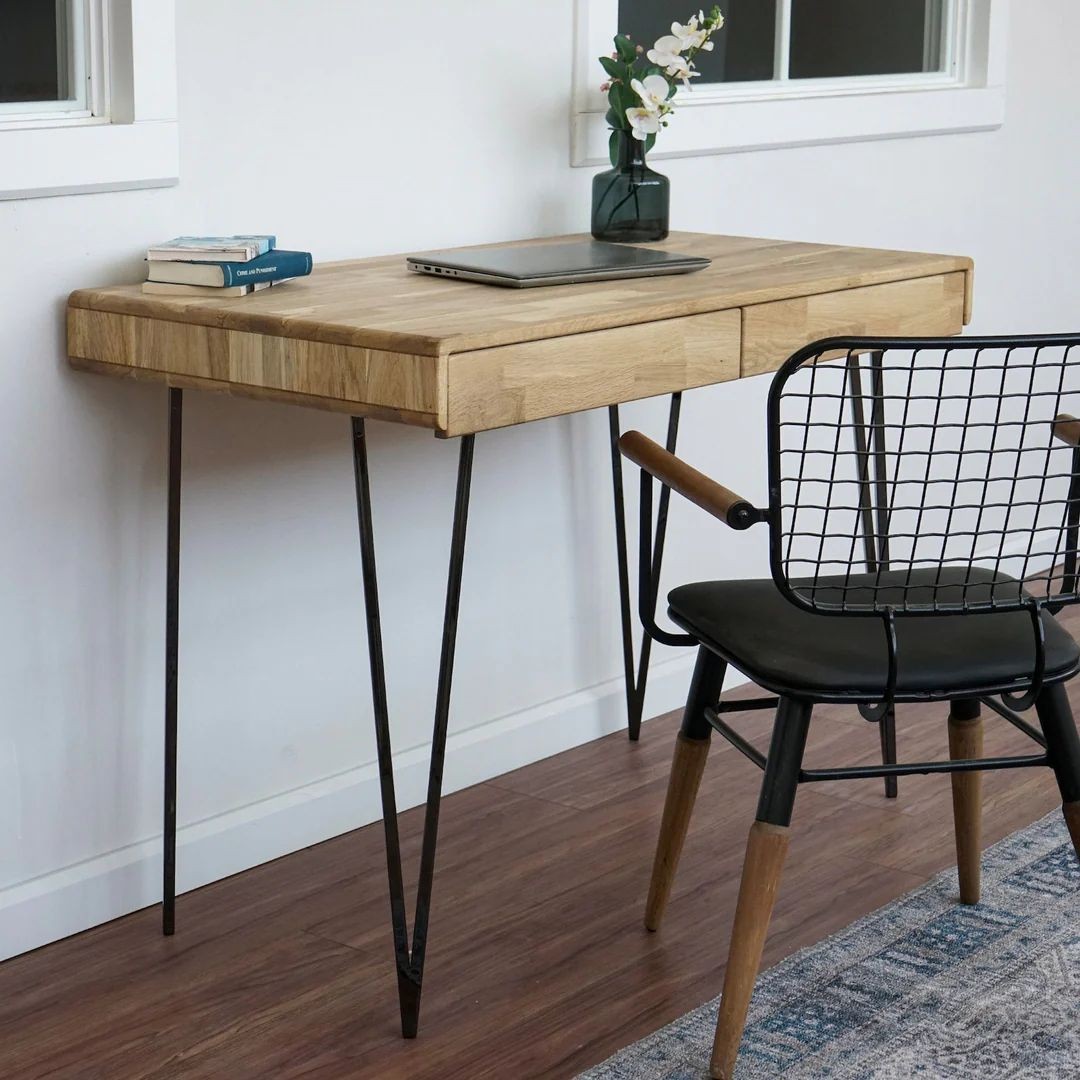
(0, 670, 1068, 1078)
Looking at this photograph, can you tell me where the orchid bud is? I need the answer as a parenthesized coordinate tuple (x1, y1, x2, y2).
(600, 81, 611, 92)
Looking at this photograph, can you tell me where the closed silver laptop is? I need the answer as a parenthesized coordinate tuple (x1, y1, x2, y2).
(406, 240, 710, 288)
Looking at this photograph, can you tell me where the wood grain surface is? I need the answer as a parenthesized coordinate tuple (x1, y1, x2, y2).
(0, 656, 1068, 1079)
(948, 710, 985, 905)
(68, 307, 444, 428)
(67, 233, 973, 356)
(67, 232, 973, 436)
(740, 272, 967, 378)
(445, 308, 740, 436)
(710, 822, 791, 1080)
(618, 430, 753, 528)
(645, 733, 713, 931)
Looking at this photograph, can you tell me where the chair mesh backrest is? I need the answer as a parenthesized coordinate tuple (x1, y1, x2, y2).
(767, 335, 1080, 617)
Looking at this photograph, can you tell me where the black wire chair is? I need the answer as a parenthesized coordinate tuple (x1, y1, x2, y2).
(620, 333, 1080, 1080)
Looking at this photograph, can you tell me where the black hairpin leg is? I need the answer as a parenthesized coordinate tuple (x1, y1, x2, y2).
(351, 417, 474, 1038)
(609, 393, 683, 741)
(848, 353, 898, 799)
(163, 387, 182, 935)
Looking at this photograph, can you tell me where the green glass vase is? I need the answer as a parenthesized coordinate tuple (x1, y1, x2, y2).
(591, 130, 670, 243)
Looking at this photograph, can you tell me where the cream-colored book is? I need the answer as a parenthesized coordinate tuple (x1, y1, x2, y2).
(141, 281, 273, 298)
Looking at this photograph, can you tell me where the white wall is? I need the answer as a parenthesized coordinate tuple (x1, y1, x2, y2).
(2, 1, 1078, 957)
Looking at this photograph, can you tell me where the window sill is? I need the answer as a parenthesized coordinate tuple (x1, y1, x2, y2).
(570, 82, 1005, 167)
(0, 0, 178, 200)
(0, 119, 179, 200)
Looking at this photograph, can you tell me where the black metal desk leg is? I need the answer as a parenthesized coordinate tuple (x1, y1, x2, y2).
(351, 418, 475, 1039)
(163, 387, 182, 935)
(609, 393, 682, 741)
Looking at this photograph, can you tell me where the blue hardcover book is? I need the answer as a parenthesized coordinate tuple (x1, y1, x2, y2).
(147, 250, 313, 288)
(227, 250, 313, 286)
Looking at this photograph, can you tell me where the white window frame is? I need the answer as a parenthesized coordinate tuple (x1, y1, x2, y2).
(571, 0, 1008, 167)
(0, 0, 178, 200)
(0, 1, 94, 123)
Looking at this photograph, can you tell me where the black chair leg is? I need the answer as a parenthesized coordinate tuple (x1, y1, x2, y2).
(645, 647, 727, 931)
(880, 707, 898, 799)
(1035, 682, 1080, 860)
(710, 697, 812, 1080)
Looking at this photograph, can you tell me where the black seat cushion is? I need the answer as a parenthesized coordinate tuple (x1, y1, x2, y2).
(667, 567, 1080, 701)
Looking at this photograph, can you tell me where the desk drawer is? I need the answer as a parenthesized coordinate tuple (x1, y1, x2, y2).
(444, 308, 741, 437)
(741, 272, 967, 378)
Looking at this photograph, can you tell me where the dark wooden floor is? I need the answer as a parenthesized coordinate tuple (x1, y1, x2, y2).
(2, 659, 1073, 1078)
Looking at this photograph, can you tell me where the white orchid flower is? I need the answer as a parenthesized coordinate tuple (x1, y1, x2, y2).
(647, 35, 683, 69)
(631, 74, 671, 114)
(665, 54, 700, 83)
(671, 16, 708, 51)
(625, 107, 661, 141)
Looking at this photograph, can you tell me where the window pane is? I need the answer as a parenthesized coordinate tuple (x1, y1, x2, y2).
(617, 1, 777, 83)
(0, 0, 69, 103)
(790, 0, 944, 80)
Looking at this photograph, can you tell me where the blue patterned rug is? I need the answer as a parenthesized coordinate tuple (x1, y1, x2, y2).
(579, 811, 1080, 1079)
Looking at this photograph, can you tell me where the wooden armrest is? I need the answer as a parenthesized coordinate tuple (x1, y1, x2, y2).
(1054, 414, 1080, 447)
(618, 431, 760, 530)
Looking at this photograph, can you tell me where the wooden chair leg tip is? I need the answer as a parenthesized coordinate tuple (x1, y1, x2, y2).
(1062, 802, 1080, 860)
(644, 893, 665, 931)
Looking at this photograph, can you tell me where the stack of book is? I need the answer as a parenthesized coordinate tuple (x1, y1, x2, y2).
(143, 235, 313, 297)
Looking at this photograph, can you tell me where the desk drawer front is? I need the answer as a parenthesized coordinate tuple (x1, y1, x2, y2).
(741, 272, 967, 378)
(445, 309, 741, 437)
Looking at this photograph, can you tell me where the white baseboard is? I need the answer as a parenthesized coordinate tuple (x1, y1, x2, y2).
(0, 651, 712, 961)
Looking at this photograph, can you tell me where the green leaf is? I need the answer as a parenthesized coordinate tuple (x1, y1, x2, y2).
(609, 129, 620, 167)
(610, 81, 634, 121)
(614, 34, 637, 63)
(645, 133, 657, 154)
(599, 56, 623, 80)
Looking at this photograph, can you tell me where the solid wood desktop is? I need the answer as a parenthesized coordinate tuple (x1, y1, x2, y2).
(66, 230, 973, 1038)
(68, 232, 971, 435)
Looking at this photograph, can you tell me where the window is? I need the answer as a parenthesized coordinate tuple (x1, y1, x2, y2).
(617, 0, 950, 85)
(0, 2, 78, 108)
(1, 2, 90, 123)
(0, 0, 178, 200)
(0, 1, 105, 127)
(787, 1, 946, 80)
(617, 0, 777, 84)
(571, 0, 1007, 165)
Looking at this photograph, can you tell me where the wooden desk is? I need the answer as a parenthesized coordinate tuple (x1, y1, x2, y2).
(69, 232, 971, 435)
(67, 231, 973, 1036)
